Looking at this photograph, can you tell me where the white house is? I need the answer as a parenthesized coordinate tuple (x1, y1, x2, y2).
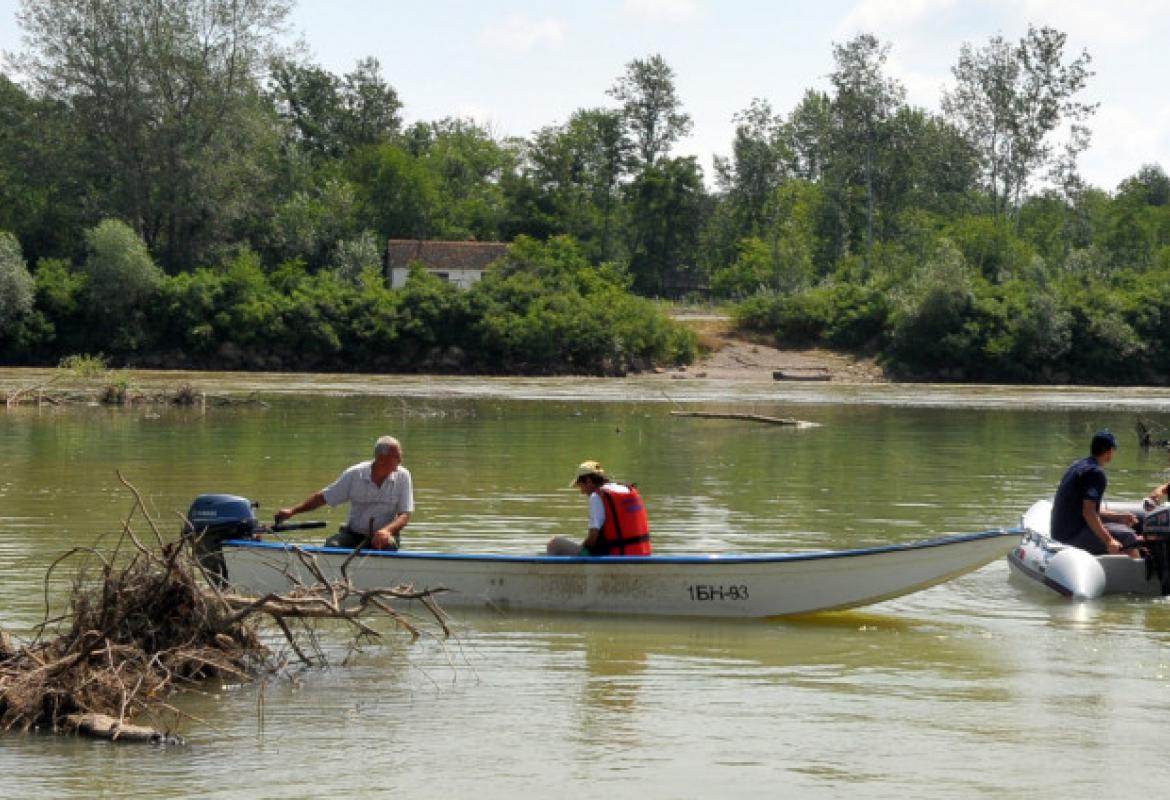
(386, 239, 509, 289)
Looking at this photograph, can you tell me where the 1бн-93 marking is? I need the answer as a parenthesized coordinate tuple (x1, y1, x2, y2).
(687, 584, 749, 602)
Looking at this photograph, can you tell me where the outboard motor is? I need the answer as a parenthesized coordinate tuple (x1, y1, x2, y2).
(1141, 503, 1170, 593)
(182, 493, 261, 586)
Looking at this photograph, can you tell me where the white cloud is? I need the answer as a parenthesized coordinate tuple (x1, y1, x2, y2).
(623, 0, 701, 24)
(838, 0, 958, 37)
(1079, 103, 1170, 189)
(1006, 0, 1163, 47)
(479, 15, 567, 52)
(884, 54, 951, 110)
(453, 102, 499, 128)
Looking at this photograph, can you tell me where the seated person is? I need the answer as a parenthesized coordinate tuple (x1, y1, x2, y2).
(1050, 431, 1141, 558)
(276, 435, 413, 550)
(547, 460, 652, 556)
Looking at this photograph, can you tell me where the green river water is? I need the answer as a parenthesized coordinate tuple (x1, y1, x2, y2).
(2, 369, 1170, 799)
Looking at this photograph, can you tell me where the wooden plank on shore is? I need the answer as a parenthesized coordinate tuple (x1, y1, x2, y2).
(669, 411, 817, 427)
(773, 369, 831, 381)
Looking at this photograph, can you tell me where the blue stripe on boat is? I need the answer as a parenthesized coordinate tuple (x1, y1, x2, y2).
(225, 527, 1022, 565)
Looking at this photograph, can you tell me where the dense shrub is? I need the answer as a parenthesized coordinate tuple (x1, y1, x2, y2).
(734, 282, 887, 350)
(0, 231, 34, 337)
(15, 234, 694, 375)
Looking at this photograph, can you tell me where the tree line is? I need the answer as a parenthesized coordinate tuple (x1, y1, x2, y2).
(1, 0, 1168, 382)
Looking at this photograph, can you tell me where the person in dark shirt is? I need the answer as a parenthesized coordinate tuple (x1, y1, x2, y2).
(1050, 430, 1141, 557)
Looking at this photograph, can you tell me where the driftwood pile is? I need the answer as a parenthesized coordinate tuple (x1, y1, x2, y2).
(0, 476, 448, 745)
(3, 379, 266, 409)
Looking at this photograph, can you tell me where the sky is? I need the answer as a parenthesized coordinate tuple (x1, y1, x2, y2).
(2, 0, 1169, 193)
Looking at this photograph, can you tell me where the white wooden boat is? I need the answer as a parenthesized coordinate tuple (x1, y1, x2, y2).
(221, 529, 1019, 619)
(1009, 499, 1168, 600)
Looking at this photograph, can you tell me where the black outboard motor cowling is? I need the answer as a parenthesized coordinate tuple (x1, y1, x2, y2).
(1142, 504, 1170, 594)
(183, 493, 260, 585)
(182, 493, 260, 540)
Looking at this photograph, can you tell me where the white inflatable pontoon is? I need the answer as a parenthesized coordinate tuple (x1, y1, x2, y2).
(1008, 499, 1169, 600)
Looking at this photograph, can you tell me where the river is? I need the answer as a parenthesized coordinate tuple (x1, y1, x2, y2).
(2, 369, 1169, 799)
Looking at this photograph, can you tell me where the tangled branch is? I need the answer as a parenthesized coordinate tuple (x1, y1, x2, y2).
(0, 479, 449, 744)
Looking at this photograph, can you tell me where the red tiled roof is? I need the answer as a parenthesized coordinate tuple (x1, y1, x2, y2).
(386, 240, 509, 271)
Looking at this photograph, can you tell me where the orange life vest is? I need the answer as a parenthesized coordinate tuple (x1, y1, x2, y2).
(596, 484, 652, 556)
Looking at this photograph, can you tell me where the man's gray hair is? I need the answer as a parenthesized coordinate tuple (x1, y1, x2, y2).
(373, 435, 402, 459)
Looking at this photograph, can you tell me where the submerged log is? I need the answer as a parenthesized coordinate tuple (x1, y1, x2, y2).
(66, 713, 182, 745)
(669, 410, 816, 427)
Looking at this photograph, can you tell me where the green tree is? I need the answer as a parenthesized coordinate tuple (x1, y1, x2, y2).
(350, 143, 440, 240)
(624, 156, 707, 295)
(517, 107, 631, 259)
(417, 118, 516, 240)
(270, 57, 402, 160)
(607, 54, 693, 168)
(714, 99, 790, 235)
(785, 90, 833, 181)
(0, 232, 35, 338)
(943, 25, 1095, 227)
(15, 0, 291, 270)
(81, 219, 163, 349)
(828, 34, 906, 270)
(0, 74, 86, 262)
(331, 230, 383, 287)
(266, 176, 361, 269)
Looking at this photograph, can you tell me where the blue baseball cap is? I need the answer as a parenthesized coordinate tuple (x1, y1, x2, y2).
(1091, 430, 1119, 453)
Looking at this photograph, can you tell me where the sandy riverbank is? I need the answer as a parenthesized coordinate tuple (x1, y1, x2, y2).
(661, 315, 886, 384)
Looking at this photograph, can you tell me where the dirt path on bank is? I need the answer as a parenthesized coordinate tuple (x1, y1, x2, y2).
(659, 314, 887, 384)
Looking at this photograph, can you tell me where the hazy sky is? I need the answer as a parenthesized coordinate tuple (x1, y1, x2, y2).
(2, 0, 1169, 193)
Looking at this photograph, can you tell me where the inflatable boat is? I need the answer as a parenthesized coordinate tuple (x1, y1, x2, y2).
(1008, 499, 1170, 600)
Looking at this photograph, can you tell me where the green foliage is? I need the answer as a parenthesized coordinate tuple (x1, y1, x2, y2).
(270, 57, 402, 160)
(734, 282, 887, 349)
(350, 142, 440, 239)
(17, 0, 293, 270)
(608, 53, 693, 168)
(266, 177, 360, 268)
(713, 238, 773, 299)
(472, 236, 695, 373)
(82, 220, 163, 320)
(332, 230, 383, 286)
(59, 353, 109, 378)
(0, 232, 35, 337)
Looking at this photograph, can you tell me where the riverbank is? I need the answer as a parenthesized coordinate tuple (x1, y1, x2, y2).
(663, 314, 886, 384)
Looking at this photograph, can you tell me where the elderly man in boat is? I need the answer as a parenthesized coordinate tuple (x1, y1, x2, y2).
(275, 435, 414, 550)
(547, 460, 653, 557)
(1051, 431, 1142, 558)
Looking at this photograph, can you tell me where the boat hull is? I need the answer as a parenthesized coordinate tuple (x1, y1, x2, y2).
(222, 530, 1019, 619)
(1010, 499, 1162, 599)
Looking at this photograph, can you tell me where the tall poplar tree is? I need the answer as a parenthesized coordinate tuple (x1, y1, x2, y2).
(943, 25, 1095, 227)
(828, 34, 905, 269)
(607, 54, 693, 169)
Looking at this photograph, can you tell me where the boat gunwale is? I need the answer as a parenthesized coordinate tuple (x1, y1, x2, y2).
(224, 527, 1022, 566)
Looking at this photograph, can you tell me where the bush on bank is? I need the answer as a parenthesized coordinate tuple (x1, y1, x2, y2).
(734, 263, 1170, 385)
(0, 226, 696, 376)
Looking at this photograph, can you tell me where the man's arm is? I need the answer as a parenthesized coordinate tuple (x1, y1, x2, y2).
(276, 492, 326, 525)
(371, 512, 411, 549)
(1083, 499, 1123, 554)
(581, 526, 601, 551)
(1149, 481, 1170, 506)
(580, 492, 605, 550)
